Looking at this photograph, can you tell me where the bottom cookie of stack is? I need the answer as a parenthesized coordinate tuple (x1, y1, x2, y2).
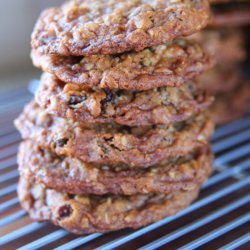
(18, 176, 202, 234)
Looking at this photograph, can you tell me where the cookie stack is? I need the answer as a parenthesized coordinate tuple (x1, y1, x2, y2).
(196, 0, 250, 124)
(15, 0, 215, 234)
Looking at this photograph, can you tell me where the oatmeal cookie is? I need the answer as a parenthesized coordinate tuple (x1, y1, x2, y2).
(18, 176, 201, 234)
(15, 101, 214, 168)
(18, 140, 212, 195)
(210, 81, 250, 124)
(31, 39, 213, 90)
(35, 73, 213, 127)
(32, 0, 210, 56)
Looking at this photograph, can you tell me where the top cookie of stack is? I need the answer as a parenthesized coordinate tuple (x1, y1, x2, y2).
(16, 0, 215, 234)
(32, 0, 210, 56)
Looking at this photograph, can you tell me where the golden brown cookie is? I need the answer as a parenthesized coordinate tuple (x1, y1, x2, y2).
(15, 101, 214, 168)
(18, 140, 212, 195)
(35, 73, 213, 127)
(32, 0, 211, 56)
(31, 39, 213, 90)
(18, 176, 201, 234)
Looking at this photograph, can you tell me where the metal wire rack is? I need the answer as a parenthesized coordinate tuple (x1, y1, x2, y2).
(0, 85, 249, 250)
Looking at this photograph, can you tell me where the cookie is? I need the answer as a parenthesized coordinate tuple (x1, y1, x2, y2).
(199, 66, 241, 95)
(15, 101, 214, 168)
(31, 39, 214, 90)
(190, 28, 246, 65)
(209, 3, 250, 27)
(18, 176, 200, 234)
(35, 73, 213, 127)
(18, 140, 212, 195)
(210, 81, 250, 125)
(31, 0, 210, 56)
